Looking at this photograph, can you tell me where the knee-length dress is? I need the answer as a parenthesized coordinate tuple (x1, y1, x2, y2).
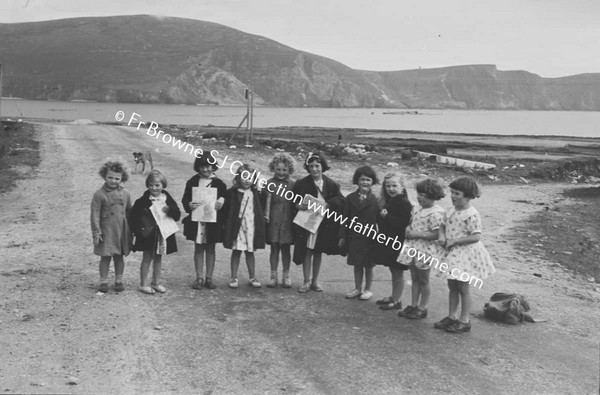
(442, 206, 495, 281)
(397, 205, 445, 269)
(338, 190, 379, 267)
(222, 187, 266, 252)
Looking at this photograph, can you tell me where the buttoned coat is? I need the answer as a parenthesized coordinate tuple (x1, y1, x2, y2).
(129, 190, 181, 254)
(338, 190, 380, 266)
(181, 175, 227, 243)
(90, 184, 132, 256)
(292, 174, 345, 264)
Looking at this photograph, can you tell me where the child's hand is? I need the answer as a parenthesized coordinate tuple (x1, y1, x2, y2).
(380, 209, 388, 218)
(297, 203, 308, 211)
(337, 239, 345, 249)
(93, 234, 103, 245)
(264, 215, 270, 223)
(190, 202, 200, 210)
(445, 239, 455, 248)
(405, 230, 416, 239)
(437, 237, 446, 247)
(162, 206, 169, 213)
(214, 201, 223, 210)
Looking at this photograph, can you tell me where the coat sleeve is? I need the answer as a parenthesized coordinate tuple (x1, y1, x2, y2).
(90, 190, 103, 237)
(337, 198, 351, 240)
(166, 193, 181, 221)
(182, 179, 193, 213)
(129, 199, 143, 235)
(387, 199, 412, 231)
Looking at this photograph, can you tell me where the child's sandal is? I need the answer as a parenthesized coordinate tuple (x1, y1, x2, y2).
(138, 285, 155, 294)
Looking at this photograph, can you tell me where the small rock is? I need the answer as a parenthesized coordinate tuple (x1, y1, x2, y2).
(588, 277, 596, 283)
(154, 326, 162, 330)
(67, 377, 80, 385)
(533, 273, 542, 278)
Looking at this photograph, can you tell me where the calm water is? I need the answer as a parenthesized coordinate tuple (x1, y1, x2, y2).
(2, 99, 599, 138)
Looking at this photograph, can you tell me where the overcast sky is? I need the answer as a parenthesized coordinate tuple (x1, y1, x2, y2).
(2, 0, 599, 77)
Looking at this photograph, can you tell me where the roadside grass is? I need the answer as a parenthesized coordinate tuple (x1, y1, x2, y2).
(0, 121, 40, 194)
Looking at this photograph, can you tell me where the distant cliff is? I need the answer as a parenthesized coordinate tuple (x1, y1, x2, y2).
(1, 15, 599, 110)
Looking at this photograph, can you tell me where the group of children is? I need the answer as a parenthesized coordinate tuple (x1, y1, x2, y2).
(90, 151, 494, 333)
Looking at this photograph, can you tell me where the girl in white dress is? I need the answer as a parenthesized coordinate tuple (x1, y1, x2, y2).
(435, 177, 495, 333)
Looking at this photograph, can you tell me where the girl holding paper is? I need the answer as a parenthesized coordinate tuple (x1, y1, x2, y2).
(130, 170, 181, 294)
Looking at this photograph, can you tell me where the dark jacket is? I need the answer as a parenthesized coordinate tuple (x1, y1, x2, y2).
(222, 187, 266, 250)
(181, 175, 227, 243)
(373, 193, 412, 265)
(338, 190, 379, 266)
(292, 174, 345, 265)
(129, 190, 181, 254)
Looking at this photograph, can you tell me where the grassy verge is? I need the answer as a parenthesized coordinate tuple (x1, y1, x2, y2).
(0, 121, 40, 194)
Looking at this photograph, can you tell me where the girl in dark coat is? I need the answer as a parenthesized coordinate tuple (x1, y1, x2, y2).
(373, 172, 413, 310)
(292, 152, 344, 293)
(181, 152, 227, 290)
(338, 166, 380, 301)
(222, 163, 266, 289)
(130, 171, 181, 294)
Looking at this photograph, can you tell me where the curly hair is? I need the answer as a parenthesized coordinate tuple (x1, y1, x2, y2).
(268, 152, 296, 175)
(352, 165, 379, 185)
(303, 151, 330, 172)
(98, 160, 129, 182)
(449, 177, 481, 199)
(416, 178, 445, 200)
(379, 172, 408, 204)
(233, 163, 258, 190)
(145, 170, 167, 188)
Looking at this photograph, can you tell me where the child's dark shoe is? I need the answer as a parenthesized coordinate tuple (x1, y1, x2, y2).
(407, 307, 428, 319)
(204, 278, 216, 289)
(114, 282, 125, 292)
(192, 278, 204, 290)
(445, 320, 471, 333)
(397, 305, 416, 317)
(98, 283, 109, 293)
(376, 296, 393, 305)
(379, 301, 402, 311)
(434, 316, 458, 330)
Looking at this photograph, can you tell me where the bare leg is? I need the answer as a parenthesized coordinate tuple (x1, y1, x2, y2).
(113, 255, 125, 283)
(99, 256, 111, 283)
(447, 279, 460, 319)
(354, 266, 364, 290)
(245, 251, 256, 279)
(205, 243, 216, 280)
(390, 268, 405, 303)
(302, 249, 313, 283)
(409, 265, 420, 307)
(140, 250, 153, 286)
(194, 244, 206, 281)
(457, 281, 472, 323)
(152, 254, 163, 285)
(311, 252, 322, 282)
(281, 244, 291, 273)
(269, 244, 280, 272)
(364, 266, 374, 291)
(418, 268, 431, 309)
(230, 250, 242, 279)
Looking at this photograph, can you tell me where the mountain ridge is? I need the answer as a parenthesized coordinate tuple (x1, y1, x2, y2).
(1, 15, 599, 110)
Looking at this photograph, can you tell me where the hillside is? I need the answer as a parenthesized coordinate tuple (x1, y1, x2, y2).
(1, 15, 599, 110)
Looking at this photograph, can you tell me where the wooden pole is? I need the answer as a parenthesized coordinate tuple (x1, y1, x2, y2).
(245, 88, 250, 146)
(249, 83, 254, 144)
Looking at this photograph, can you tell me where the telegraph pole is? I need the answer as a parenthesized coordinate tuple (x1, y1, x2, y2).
(244, 84, 254, 146)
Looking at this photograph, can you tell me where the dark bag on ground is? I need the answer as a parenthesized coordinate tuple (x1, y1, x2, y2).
(483, 293, 546, 324)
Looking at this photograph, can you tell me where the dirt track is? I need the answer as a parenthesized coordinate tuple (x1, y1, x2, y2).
(0, 122, 598, 394)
